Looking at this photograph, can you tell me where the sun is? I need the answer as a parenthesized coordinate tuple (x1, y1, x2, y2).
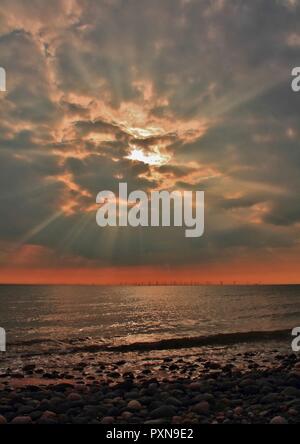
(126, 148, 170, 166)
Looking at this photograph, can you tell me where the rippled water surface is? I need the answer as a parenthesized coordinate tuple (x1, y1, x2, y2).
(0, 285, 299, 344)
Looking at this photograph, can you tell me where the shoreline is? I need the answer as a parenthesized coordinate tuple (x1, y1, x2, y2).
(0, 344, 300, 424)
(5, 327, 293, 355)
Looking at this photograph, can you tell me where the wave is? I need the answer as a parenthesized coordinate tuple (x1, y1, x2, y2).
(8, 328, 292, 355)
(105, 329, 291, 352)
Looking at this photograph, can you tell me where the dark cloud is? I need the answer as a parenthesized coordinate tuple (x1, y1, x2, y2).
(221, 195, 266, 210)
(60, 100, 90, 118)
(64, 153, 157, 196)
(263, 196, 300, 226)
(74, 118, 128, 141)
(0, 150, 65, 241)
(156, 164, 197, 178)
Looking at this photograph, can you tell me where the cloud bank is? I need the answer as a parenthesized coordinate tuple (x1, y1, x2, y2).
(0, 0, 300, 281)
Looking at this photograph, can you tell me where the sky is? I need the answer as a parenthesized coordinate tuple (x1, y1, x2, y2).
(0, 0, 300, 284)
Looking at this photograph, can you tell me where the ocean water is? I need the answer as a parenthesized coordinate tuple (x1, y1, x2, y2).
(0, 285, 299, 349)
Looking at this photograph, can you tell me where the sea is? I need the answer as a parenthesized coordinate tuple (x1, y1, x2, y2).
(0, 285, 299, 353)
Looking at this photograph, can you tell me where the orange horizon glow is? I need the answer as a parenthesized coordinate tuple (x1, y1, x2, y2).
(1, 261, 299, 285)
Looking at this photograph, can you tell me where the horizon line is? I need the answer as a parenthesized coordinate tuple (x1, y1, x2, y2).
(0, 282, 299, 287)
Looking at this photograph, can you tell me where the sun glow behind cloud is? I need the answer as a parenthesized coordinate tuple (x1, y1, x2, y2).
(125, 126, 164, 138)
(126, 148, 171, 166)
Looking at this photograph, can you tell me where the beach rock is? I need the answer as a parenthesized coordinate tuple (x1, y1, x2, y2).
(74, 384, 86, 392)
(270, 416, 287, 424)
(108, 372, 120, 379)
(124, 391, 139, 401)
(150, 405, 176, 418)
(195, 393, 214, 403)
(166, 397, 181, 407)
(145, 419, 168, 425)
(101, 416, 114, 424)
(205, 361, 221, 370)
(0, 415, 7, 425)
(39, 411, 58, 424)
(30, 411, 43, 421)
(149, 400, 163, 411)
(192, 401, 210, 415)
(41, 411, 57, 420)
(242, 384, 259, 395)
(223, 363, 234, 372)
(294, 362, 300, 370)
(260, 384, 273, 395)
(234, 407, 243, 416)
(0, 405, 13, 414)
(169, 364, 179, 371)
(282, 387, 300, 398)
(39, 399, 51, 411)
(12, 373, 24, 379)
(188, 382, 202, 391)
(261, 393, 280, 404)
(107, 407, 120, 417)
(127, 400, 142, 411)
(123, 372, 134, 379)
(11, 416, 33, 425)
(22, 364, 36, 372)
(17, 405, 34, 415)
(121, 411, 133, 420)
(287, 374, 300, 388)
(70, 416, 87, 425)
(67, 393, 82, 402)
(172, 416, 183, 424)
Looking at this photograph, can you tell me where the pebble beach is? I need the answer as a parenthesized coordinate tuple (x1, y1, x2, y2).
(0, 341, 300, 425)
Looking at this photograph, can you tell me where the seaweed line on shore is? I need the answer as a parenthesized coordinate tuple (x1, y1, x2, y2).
(7, 328, 291, 357)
